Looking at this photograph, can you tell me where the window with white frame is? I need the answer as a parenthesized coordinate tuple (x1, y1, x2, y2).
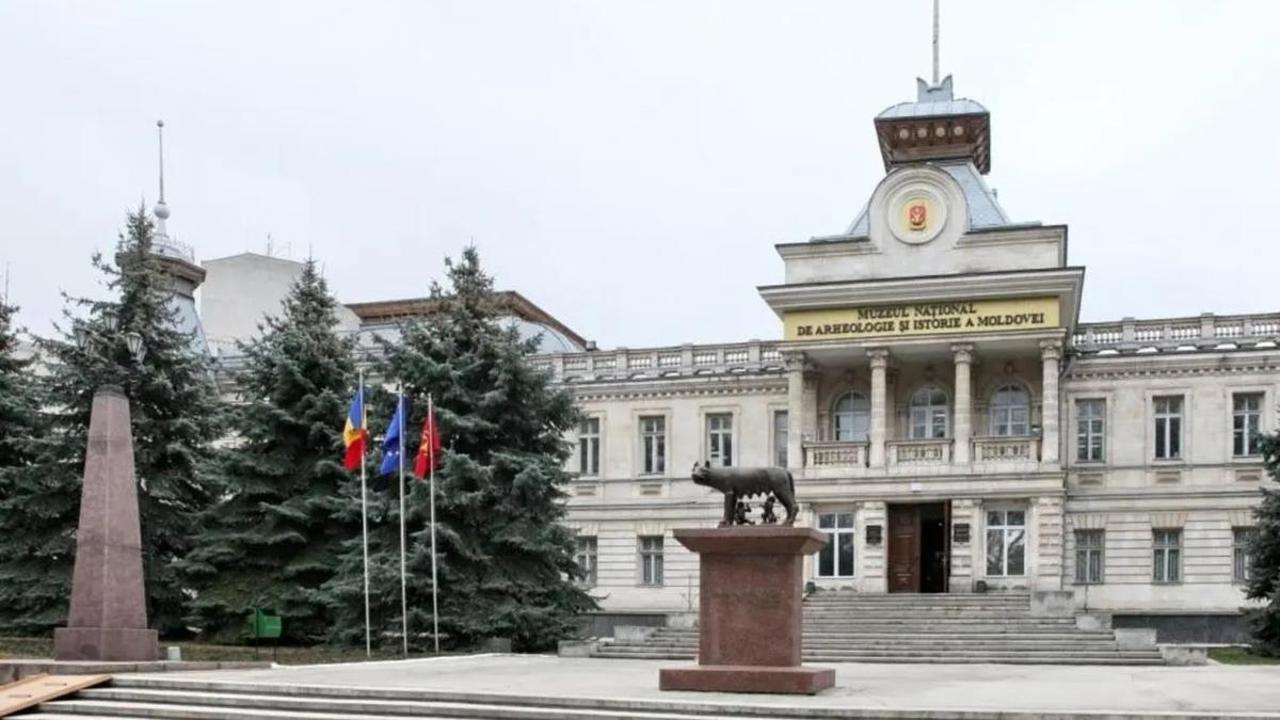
(1074, 529, 1104, 584)
(990, 384, 1030, 436)
(639, 415, 666, 475)
(1233, 393, 1263, 457)
(638, 535, 664, 586)
(833, 392, 871, 442)
(578, 417, 600, 476)
(575, 536, 598, 586)
(706, 413, 733, 467)
(1153, 396, 1183, 460)
(1076, 399, 1105, 462)
(816, 512, 855, 578)
(1234, 527, 1256, 583)
(910, 385, 949, 439)
(985, 508, 1026, 576)
(773, 410, 789, 468)
(1152, 529, 1182, 583)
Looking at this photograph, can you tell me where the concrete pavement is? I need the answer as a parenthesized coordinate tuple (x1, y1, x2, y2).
(131, 653, 1280, 716)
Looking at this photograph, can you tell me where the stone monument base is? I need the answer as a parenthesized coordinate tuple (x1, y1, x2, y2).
(661, 526, 834, 695)
(54, 627, 159, 662)
(660, 664, 835, 695)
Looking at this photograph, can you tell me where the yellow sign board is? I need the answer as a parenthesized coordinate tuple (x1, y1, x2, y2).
(784, 297, 1059, 342)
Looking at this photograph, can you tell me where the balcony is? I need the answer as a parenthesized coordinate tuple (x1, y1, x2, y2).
(973, 435, 1039, 463)
(799, 435, 1042, 476)
(888, 439, 952, 467)
(804, 441, 868, 468)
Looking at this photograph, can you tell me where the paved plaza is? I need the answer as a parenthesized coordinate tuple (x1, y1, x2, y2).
(136, 654, 1280, 716)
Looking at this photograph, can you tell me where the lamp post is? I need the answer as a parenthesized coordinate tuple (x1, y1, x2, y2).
(53, 306, 159, 662)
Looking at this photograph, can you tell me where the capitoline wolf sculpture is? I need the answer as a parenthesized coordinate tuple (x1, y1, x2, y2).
(691, 461, 798, 527)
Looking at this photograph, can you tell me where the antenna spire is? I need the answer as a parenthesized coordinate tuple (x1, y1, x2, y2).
(153, 120, 171, 238)
(932, 0, 940, 86)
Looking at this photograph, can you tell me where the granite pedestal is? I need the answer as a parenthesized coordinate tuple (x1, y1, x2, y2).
(53, 386, 158, 662)
(658, 526, 834, 695)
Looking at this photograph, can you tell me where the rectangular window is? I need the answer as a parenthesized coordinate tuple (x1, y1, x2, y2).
(773, 410, 789, 468)
(707, 413, 734, 467)
(1152, 529, 1182, 583)
(1234, 527, 1256, 583)
(816, 512, 856, 578)
(578, 417, 600, 476)
(1074, 530, 1104, 584)
(1233, 393, 1263, 457)
(1153, 396, 1183, 460)
(575, 536, 598, 586)
(638, 535, 664, 586)
(640, 416, 666, 475)
(985, 509, 1026, 576)
(1076, 399, 1105, 462)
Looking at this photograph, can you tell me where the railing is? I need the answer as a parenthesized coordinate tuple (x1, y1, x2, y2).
(1072, 312, 1280, 355)
(888, 438, 952, 466)
(804, 441, 868, 468)
(533, 341, 786, 383)
(973, 436, 1038, 462)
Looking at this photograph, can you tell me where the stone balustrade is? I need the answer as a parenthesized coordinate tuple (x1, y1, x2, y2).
(1073, 312, 1280, 355)
(887, 438, 952, 466)
(973, 435, 1039, 462)
(804, 441, 868, 468)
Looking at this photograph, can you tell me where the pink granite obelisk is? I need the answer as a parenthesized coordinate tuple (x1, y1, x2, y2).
(53, 386, 159, 662)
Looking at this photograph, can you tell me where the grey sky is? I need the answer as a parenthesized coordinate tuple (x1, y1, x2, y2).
(3, 1, 1278, 349)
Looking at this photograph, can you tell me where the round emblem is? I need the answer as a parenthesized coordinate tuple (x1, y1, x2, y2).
(888, 185, 947, 244)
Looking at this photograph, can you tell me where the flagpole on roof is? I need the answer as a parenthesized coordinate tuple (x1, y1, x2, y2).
(359, 369, 371, 658)
(429, 393, 440, 654)
(398, 385, 409, 657)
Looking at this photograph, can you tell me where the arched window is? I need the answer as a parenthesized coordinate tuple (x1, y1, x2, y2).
(832, 391, 870, 442)
(991, 383, 1031, 436)
(910, 385, 949, 439)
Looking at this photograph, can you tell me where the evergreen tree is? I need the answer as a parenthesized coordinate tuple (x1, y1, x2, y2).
(0, 296, 61, 634)
(0, 208, 222, 635)
(180, 260, 356, 642)
(325, 248, 595, 651)
(1245, 432, 1280, 655)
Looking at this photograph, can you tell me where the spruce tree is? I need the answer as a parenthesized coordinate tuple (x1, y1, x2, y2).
(180, 259, 356, 642)
(325, 248, 594, 651)
(0, 208, 222, 636)
(1245, 432, 1280, 655)
(0, 297, 60, 634)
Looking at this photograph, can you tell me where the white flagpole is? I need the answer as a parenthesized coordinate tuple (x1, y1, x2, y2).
(358, 369, 371, 658)
(428, 393, 440, 654)
(398, 386, 408, 656)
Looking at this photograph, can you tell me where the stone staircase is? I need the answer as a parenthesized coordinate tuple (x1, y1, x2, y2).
(592, 592, 1165, 665)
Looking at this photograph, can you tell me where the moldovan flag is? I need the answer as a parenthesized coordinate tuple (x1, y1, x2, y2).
(414, 407, 442, 478)
(342, 388, 368, 470)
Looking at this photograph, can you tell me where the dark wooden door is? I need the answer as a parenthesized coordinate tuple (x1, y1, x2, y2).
(888, 505, 920, 593)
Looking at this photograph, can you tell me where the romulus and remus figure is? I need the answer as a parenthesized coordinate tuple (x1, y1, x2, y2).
(691, 461, 798, 527)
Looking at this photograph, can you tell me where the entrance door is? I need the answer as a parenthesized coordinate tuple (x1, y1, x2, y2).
(888, 501, 950, 593)
(887, 505, 920, 593)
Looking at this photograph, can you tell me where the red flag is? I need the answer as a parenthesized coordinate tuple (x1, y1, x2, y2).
(414, 408, 443, 478)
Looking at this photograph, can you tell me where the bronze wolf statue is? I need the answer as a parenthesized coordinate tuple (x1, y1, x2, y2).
(691, 461, 798, 527)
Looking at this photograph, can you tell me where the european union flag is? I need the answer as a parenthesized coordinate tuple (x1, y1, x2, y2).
(379, 394, 408, 476)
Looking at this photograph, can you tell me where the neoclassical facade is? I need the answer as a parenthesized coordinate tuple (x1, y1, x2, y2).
(546, 75, 1272, 632)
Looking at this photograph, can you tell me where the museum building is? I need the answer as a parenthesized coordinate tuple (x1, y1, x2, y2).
(535, 74, 1274, 635)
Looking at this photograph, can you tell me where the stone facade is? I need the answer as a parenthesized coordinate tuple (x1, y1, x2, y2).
(547, 75, 1274, 624)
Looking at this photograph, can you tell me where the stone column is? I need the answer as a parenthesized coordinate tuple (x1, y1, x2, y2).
(784, 352, 817, 470)
(867, 348, 890, 469)
(1040, 340, 1063, 465)
(54, 386, 158, 661)
(951, 344, 974, 465)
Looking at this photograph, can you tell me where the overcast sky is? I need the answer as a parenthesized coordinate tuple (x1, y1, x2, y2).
(3, 1, 1278, 349)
